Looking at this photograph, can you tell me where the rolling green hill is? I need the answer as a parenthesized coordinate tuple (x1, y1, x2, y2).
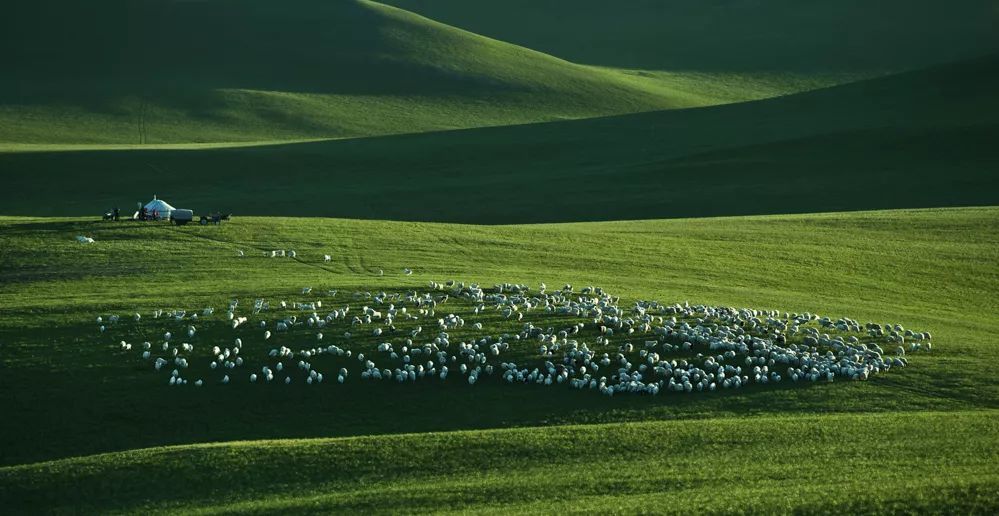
(0, 0, 812, 145)
(7, 0, 992, 146)
(2, 55, 996, 221)
(2, 411, 997, 513)
(2, 1, 996, 512)
(384, 0, 999, 73)
(0, 207, 997, 466)
(0, 0, 662, 144)
(0, 207, 997, 510)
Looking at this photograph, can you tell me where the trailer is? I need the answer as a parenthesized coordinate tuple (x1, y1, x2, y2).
(200, 212, 231, 225)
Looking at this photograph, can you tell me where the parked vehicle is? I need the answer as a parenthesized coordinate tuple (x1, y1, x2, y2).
(200, 212, 231, 225)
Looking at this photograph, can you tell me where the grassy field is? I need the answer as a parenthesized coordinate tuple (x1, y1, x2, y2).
(2, 411, 997, 513)
(2, 54, 996, 221)
(0, 207, 997, 513)
(6, 0, 994, 145)
(0, 0, 668, 144)
(384, 0, 999, 73)
(0, 0, 858, 146)
(1, 1, 996, 513)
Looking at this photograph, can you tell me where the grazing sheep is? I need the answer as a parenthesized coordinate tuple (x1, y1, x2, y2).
(103, 281, 932, 398)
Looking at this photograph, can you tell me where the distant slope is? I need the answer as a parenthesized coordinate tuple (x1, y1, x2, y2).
(6, 1, 992, 145)
(0, 55, 996, 222)
(2, 412, 997, 513)
(383, 0, 999, 73)
(0, 0, 732, 145)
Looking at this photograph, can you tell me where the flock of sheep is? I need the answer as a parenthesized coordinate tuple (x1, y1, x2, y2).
(99, 281, 932, 396)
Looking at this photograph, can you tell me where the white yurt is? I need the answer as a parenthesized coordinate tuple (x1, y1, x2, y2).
(143, 195, 175, 220)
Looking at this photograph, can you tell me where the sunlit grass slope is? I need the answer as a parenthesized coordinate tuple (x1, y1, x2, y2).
(1, 56, 996, 221)
(1, 411, 997, 513)
(0, 207, 996, 468)
(0, 0, 777, 145)
(384, 0, 999, 73)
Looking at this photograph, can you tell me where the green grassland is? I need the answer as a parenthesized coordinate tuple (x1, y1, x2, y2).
(2, 54, 996, 221)
(0, 0, 666, 144)
(0, 207, 997, 513)
(6, 0, 994, 146)
(1, 0, 997, 512)
(383, 0, 999, 73)
(2, 411, 997, 513)
(0, 0, 842, 146)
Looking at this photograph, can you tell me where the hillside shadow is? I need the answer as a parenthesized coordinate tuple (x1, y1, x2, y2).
(0, 0, 526, 114)
(0, 219, 104, 236)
